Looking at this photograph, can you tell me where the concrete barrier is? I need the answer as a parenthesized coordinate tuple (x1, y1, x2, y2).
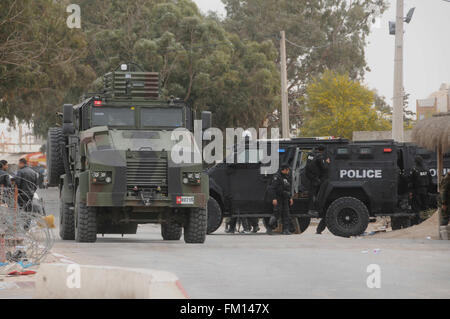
(34, 263, 188, 299)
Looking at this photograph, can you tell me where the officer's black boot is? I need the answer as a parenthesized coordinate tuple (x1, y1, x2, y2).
(281, 220, 292, 235)
(316, 218, 326, 234)
(225, 222, 235, 234)
(266, 217, 277, 235)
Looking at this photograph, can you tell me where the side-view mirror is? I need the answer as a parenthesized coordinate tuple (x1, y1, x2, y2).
(201, 111, 212, 131)
(62, 104, 75, 135)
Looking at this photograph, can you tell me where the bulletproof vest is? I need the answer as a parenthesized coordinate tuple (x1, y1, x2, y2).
(413, 167, 429, 188)
(270, 172, 291, 199)
(305, 152, 320, 177)
(281, 174, 291, 198)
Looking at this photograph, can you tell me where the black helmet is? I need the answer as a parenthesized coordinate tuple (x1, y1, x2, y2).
(280, 163, 290, 170)
(317, 145, 325, 152)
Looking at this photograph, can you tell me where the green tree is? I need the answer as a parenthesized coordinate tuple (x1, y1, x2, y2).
(373, 91, 416, 130)
(0, 0, 95, 136)
(222, 0, 388, 127)
(79, 0, 280, 129)
(301, 70, 390, 139)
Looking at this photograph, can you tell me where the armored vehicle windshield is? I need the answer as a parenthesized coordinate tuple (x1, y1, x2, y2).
(91, 105, 185, 129)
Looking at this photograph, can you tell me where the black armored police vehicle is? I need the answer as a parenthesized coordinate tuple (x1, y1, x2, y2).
(206, 138, 450, 238)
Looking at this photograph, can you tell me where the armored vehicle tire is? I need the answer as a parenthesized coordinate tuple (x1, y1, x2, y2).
(47, 127, 65, 187)
(184, 208, 207, 244)
(297, 217, 311, 233)
(326, 197, 369, 238)
(161, 222, 182, 240)
(59, 197, 75, 240)
(75, 189, 97, 243)
(207, 197, 223, 234)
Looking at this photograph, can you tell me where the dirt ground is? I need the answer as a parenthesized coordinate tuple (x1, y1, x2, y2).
(371, 211, 442, 240)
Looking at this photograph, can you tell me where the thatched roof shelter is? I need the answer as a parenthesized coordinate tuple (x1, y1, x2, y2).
(412, 112, 450, 153)
(412, 112, 450, 240)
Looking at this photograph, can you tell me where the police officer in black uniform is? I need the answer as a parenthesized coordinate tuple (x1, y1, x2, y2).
(410, 156, 431, 214)
(305, 146, 330, 234)
(15, 158, 38, 212)
(0, 161, 11, 188)
(267, 164, 294, 235)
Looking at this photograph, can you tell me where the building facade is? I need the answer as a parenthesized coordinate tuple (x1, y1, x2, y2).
(416, 83, 450, 120)
(0, 119, 44, 154)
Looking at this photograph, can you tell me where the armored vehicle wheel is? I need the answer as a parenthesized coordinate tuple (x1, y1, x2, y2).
(75, 189, 97, 243)
(59, 197, 75, 240)
(207, 197, 223, 234)
(184, 208, 207, 244)
(297, 217, 311, 233)
(47, 127, 65, 187)
(161, 222, 182, 240)
(326, 197, 369, 238)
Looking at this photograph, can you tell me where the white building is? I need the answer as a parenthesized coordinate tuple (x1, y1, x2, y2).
(0, 119, 43, 154)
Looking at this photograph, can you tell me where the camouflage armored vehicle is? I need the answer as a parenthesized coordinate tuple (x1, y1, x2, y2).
(47, 63, 210, 243)
(207, 138, 450, 237)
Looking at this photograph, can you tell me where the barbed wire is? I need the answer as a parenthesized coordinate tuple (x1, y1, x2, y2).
(0, 177, 54, 271)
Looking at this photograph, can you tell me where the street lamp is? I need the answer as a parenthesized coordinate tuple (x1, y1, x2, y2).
(388, 7, 415, 35)
(404, 7, 415, 23)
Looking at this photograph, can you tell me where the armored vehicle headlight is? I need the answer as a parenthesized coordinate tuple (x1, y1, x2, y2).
(182, 172, 201, 185)
(91, 171, 112, 184)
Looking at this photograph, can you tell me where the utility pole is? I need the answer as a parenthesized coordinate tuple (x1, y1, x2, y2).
(392, 0, 404, 142)
(280, 31, 290, 139)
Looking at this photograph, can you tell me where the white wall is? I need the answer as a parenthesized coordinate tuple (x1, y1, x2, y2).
(0, 119, 43, 153)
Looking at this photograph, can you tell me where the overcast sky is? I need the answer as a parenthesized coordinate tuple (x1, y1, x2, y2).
(193, 0, 450, 112)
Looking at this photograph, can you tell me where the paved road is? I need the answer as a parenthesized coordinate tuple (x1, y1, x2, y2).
(40, 188, 450, 298)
